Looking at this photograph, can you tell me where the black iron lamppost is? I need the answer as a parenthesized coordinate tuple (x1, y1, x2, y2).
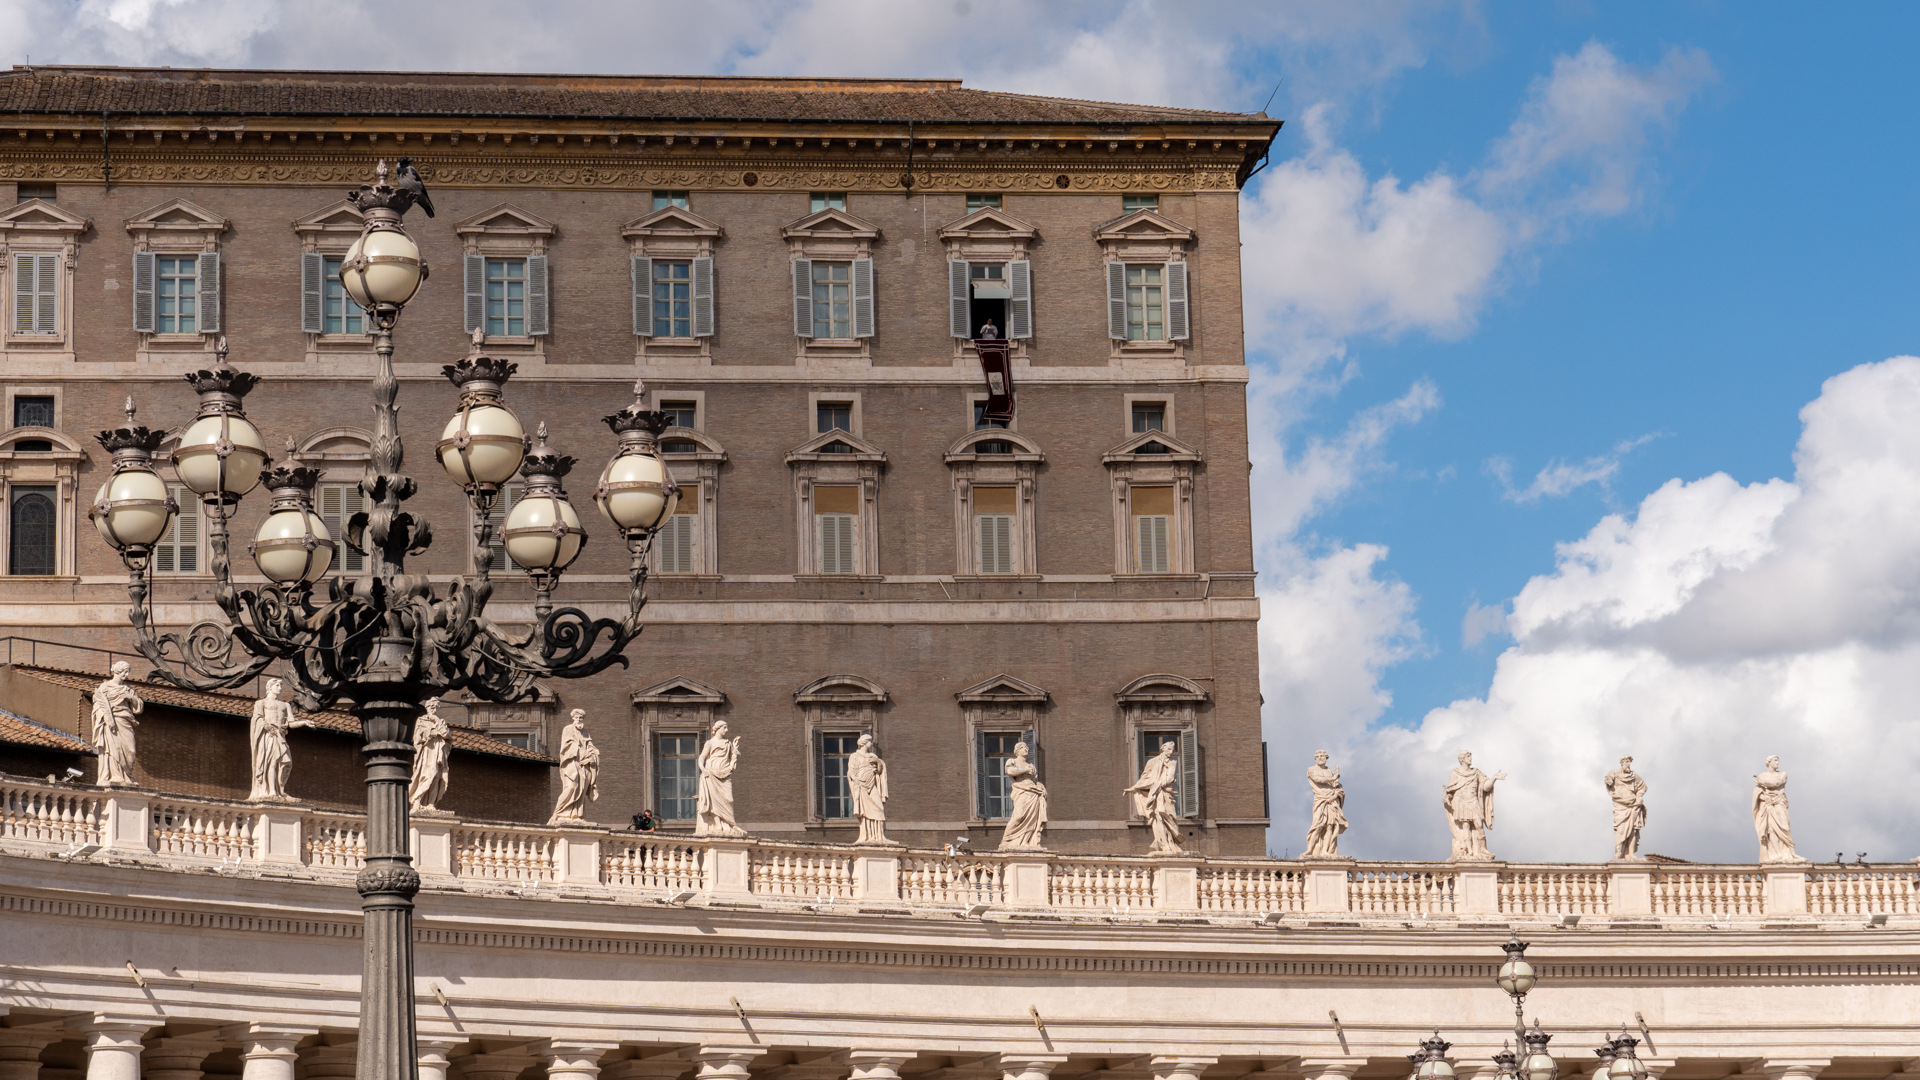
(90, 162, 680, 1080)
(1496, 934, 1538, 1042)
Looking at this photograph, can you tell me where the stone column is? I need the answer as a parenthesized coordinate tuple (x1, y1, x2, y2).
(224, 1025, 315, 1080)
(546, 1042, 621, 1080)
(693, 1045, 767, 1080)
(1001, 1054, 1069, 1080)
(74, 1016, 154, 1080)
(295, 1043, 358, 1080)
(848, 1050, 919, 1080)
(455, 1046, 546, 1080)
(1150, 1056, 1217, 1080)
(143, 1036, 225, 1080)
(1153, 859, 1202, 910)
(417, 1038, 463, 1080)
(0, 1024, 64, 1080)
(1298, 1058, 1367, 1080)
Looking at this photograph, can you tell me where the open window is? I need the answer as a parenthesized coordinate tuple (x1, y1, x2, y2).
(940, 206, 1039, 359)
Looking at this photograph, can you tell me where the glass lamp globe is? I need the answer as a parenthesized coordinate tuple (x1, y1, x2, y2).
(253, 506, 334, 584)
(1416, 1059, 1456, 1080)
(1498, 956, 1536, 996)
(1521, 1025, 1558, 1080)
(91, 469, 174, 549)
(174, 412, 270, 497)
(1608, 1039, 1645, 1080)
(339, 227, 424, 309)
(503, 493, 585, 571)
(595, 447, 679, 532)
(438, 403, 526, 487)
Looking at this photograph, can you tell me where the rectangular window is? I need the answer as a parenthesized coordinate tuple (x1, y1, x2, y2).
(652, 190, 690, 211)
(153, 484, 200, 575)
(817, 403, 852, 434)
(1132, 404, 1165, 433)
(481, 482, 524, 573)
(811, 261, 852, 338)
(810, 192, 847, 213)
(318, 482, 367, 575)
(966, 192, 1002, 212)
(651, 260, 693, 338)
(156, 256, 198, 334)
(818, 732, 860, 818)
(16, 183, 55, 203)
(485, 258, 527, 337)
(654, 733, 701, 820)
(1138, 729, 1184, 804)
(974, 486, 1016, 575)
(497, 732, 534, 750)
(972, 402, 1009, 431)
(815, 485, 859, 575)
(322, 256, 365, 335)
(660, 400, 698, 429)
(1122, 194, 1159, 213)
(12, 252, 58, 335)
(977, 732, 1022, 818)
(8, 485, 56, 575)
(1125, 264, 1164, 341)
(12, 396, 54, 428)
(1132, 485, 1175, 573)
(657, 511, 697, 575)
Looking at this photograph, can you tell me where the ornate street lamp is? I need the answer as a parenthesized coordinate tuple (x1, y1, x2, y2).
(1410, 1032, 1456, 1080)
(1520, 1021, 1559, 1080)
(95, 161, 669, 1080)
(1496, 934, 1537, 1041)
(1492, 1043, 1520, 1080)
(1591, 1037, 1618, 1080)
(1606, 1030, 1648, 1080)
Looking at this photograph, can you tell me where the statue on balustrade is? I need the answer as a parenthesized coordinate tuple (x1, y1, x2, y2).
(695, 720, 746, 838)
(409, 698, 453, 816)
(1442, 750, 1505, 861)
(549, 709, 600, 824)
(848, 732, 897, 846)
(1753, 755, 1801, 863)
(1125, 738, 1186, 855)
(247, 678, 311, 802)
(91, 660, 145, 786)
(1303, 749, 1348, 859)
(997, 741, 1048, 851)
(1604, 755, 1648, 861)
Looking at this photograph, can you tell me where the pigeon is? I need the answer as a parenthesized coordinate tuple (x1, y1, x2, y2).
(394, 157, 435, 218)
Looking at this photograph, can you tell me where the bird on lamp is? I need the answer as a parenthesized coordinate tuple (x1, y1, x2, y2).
(394, 157, 435, 218)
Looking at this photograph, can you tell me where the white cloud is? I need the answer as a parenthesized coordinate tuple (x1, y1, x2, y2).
(1487, 433, 1655, 503)
(1461, 600, 1507, 648)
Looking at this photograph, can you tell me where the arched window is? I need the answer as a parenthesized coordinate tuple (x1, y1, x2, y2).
(9, 488, 56, 575)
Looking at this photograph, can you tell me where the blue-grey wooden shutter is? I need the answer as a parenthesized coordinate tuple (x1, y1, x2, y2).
(196, 252, 221, 333)
(851, 257, 875, 338)
(631, 255, 652, 337)
(11, 253, 33, 334)
(1023, 726, 1039, 780)
(300, 252, 324, 333)
(1178, 727, 1199, 817)
(948, 259, 970, 338)
(1105, 261, 1127, 340)
(691, 256, 714, 338)
(132, 251, 156, 332)
(791, 259, 813, 338)
(1007, 259, 1032, 340)
(526, 254, 549, 335)
(975, 731, 991, 818)
(1165, 260, 1189, 341)
(463, 254, 484, 334)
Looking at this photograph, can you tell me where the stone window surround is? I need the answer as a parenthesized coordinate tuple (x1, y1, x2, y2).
(807, 390, 863, 440)
(937, 206, 1040, 363)
(1121, 392, 1177, 438)
(463, 681, 558, 756)
(629, 676, 727, 829)
(0, 198, 90, 358)
(1103, 430, 1202, 578)
(292, 427, 375, 574)
(647, 388, 708, 433)
(781, 207, 881, 363)
(786, 429, 886, 581)
(622, 205, 724, 363)
(125, 198, 228, 364)
(455, 203, 556, 357)
(654, 423, 726, 580)
(292, 200, 374, 361)
(1115, 673, 1210, 820)
(943, 428, 1044, 579)
(793, 674, 887, 826)
(0, 424, 86, 578)
(3, 385, 63, 433)
(955, 674, 1050, 826)
(1094, 208, 1195, 364)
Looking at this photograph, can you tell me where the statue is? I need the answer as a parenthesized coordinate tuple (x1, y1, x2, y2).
(247, 677, 311, 802)
(997, 741, 1048, 850)
(1753, 755, 1800, 863)
(1304, 749, 1349, 859)
(1442, 751, 1506, 861)
(90, 661, 144, 786)
(848, 733, 897, 846)
(1125, 738, 1185, 855)
(1604, 756, 1648, 860)
(549, 709, 600, 824)
(408, 698, 452, 815)
(694, 721, 745, 838)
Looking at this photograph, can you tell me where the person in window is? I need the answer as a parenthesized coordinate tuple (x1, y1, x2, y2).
(977, 318, 1001, 340)
(631, 809, 657, 833)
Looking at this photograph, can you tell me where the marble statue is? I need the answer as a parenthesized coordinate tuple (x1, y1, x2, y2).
(549, 709, 600, 824)
(1753, 755, 1800, 863)
(848, 733, 897, 846)
(409, 698, 452, 815)
(1125, 738, 1185, 855)
(997, 741, 1049, 851)
(247, 678, 310, 802)
(1604, 756, 1648, 860)
(695, 721, 745, 838)
(90, 661, 144, 786)
(1304, 749, 1349, 859)
(1442, 751, 1506, 861)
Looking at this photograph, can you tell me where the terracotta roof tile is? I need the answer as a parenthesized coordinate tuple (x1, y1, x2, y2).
(9, 665, 552, 764)
(0, 704, 93, 754)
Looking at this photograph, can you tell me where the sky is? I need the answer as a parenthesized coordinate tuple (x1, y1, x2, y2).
(8, 0, 1919, 865)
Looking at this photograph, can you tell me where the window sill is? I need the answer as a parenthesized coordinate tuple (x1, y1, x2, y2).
(1, 574, 78, 583)
(143, 333, 213, 346)
(950, 574, 1042, 583)
(1112, 572, 1204, 582)
(792, 574, 885, 583)
(801, 338, 865, 349)
(650, 573, 724, 582)
(4, 334, 67, 346)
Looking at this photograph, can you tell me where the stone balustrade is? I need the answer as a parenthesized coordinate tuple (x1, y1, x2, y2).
(5, 774, 1917, 920)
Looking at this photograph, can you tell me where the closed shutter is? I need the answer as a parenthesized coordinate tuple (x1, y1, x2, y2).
(948, 259, 970, 338)
(1023, 725, 1039, 777)
(13, 252, 57, 335)
(483, 482, 523, 572)
(11, 253, 32, 334)
(197, 251, 221, 333)
(817, 513, 856, 575)
(1136, 515, 1170, 573)
(153, 485, 199, 574)
(526, 254, 549, 335)
(1165, 260, 1189, 341)
(631, 255, 652, 336)
(1177, 727, 1199, 817)
(659, 513, 696, 574)
(850, 257, 875, 338)
(1105, 260, 1127, 339)
(463, 254, 485, 334)
(319, 483, 367, 575)
(132, 251, 156, 332)
(791, 259, 813, 338)
(976, 514, 1013, 574)
(300, 251, 324, 333)
(1007, 258, 1032, 339)
(691, 255, 715, 337)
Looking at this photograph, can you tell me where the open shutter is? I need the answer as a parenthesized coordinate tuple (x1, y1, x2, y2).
(463, 254, 484, 334)
(525, 254, 549, 335)
(690, 256, 715, 338)
(300, 252, 324, 334)
(851, 257, 875, 338)
(132, 251, 156, 333)
(11, 253, 33, 334)
(975, 732, 992, 818)
(948, 259, 970, 338)
(1177, 727, 1199, 817)
(1007, 259, 1032, 339)
(1165, 260, 1189, 341)
(196, 252, 221, 333)
(1023, 725, 1040, 778)
(631, 255, 652, 336)
(791, 259, 813, 338)
(1105, 261, 1127, 339)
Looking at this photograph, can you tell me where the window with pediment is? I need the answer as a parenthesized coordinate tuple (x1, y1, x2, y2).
(794, 675, 887, 825)
(1104, 429, 1202, 576)
(292, 201, 374, 361)
(126, 199, 227, 362)
(623, 205, 723, 362)
(0, 424, 83, 577)
(464, 682, 558, 754)
(631, 677, 727, 824)
(939, 206, 1040, 361)
(1116, 673, 1209, 818)
(456, 204, 556, 355)
(788, 428, 885, 579)
(293, 428, 373, 577)
(782, 207, 880, 361)
(1095, 208, 1195, 361)
(956, 674, 1050, 823)
(644, 392, 725, 579)
(944, 425, 1044, 578)
(1, 198, 89, 360)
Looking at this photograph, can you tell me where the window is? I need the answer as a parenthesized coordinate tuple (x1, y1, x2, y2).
(657, 511, 697, 575)
(966, 193, 1002, 212)
(810, 192, 847, 213)
(650, 260, 693, 338)
(977, 732, 1022, 818)
(11, 253, 58, 335)
(652, 190, 690, 211)
(1132, 486, 1175, 573)
(660, 400, 698, 429)
(1136, 727, 1200, 818)
(156, 256, 198, 334)
(480, 482, 525, 573)
(654, 733, 701, 820)
(8, 486, 55, 575)
(497, 732, 534, 750)
(485, 258, 526, 337)
(817, 403, 852, 435)
(974, 486, 1016, 575)
(153, 485, 200, 574)
(1139, 729, 1183, 800)
(1122, 194, 1159, 213)
(815, 486, 859, 575)
(948, 259, 1032, 341)
(1104, 260, 1188, 344)
(972, 402, 1009, 431)
(318, 482, 367, 575)
(811, 261, 852, 339)
(12, 396, 53, 428)
(818, 732, 860, 818)
(1132, 404, 1164, 433)
(16, 183, 55, 203)
(322, 256, 365, 335)
(1125, 265, 1163, 342)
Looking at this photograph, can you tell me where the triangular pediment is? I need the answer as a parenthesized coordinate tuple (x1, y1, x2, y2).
(1093, 208, 1194, 243)
(781, 207, 881, 240)
(621, 205, 724, 238)
(956, 673, 1050, 704)
(937, 206, 1039, 240)
(787, 429, 886, 459)
(292, 200, 366, 233)
(0, 199, 91, 233)
(125, 198, 228, 233)
(630, 676, 726, 706)
(1104, 430, 1201, 461)
(455, 203, 557, 236)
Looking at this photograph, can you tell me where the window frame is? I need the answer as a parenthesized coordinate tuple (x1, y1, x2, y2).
(622, 205, 723, 361)
(125, 197, 227, 363)
(1103, 430, 1203, 577)
(294, 200, 376, 360)
(150, 482, 205, 576)
(6, 484, 58, 577)
(955, 674, 1050, 826)
(652, 190, 691, 211)
(939, 206, 1039, 361)
(1095, 207, 1196, 361)
(793, 674, 888, 827)
(787, 428, 885, 581)
(783, 206, 880, 361)
(0, 196, 87, 358)
(455, 203, 556, 354)
(945, 422, 1043, 579)
(646, 392, 725, 579)
(0, 418, 82, 578)
(653, 730, 704, 822)
(809, 192, 848, 213)
(965, 192, 1004, 212)
(1121, 194, 1161, 213)
(629, 678, 728, 828)
(1116, 674, 1210, 820)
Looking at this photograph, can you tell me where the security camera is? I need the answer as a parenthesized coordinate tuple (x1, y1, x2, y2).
(65, 767, 84, 780)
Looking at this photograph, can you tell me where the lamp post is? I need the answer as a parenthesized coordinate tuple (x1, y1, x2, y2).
(1496, 934, 1537, 1043)
(1519, 1022, 1559, 1080)
(1410, 1033, 1456, 1080)
(91, 162, 678, 1080)
(1605, 1030, 1647, 1080)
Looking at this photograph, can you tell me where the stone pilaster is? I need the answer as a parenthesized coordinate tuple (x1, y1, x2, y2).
(1765, 870, 1811, 915)
(1457, 865, 1503, 914)
(1303, 861, 1353, 913)
(411, 818, 456, 878)
(1152, 859, 1202, 910)
(251, 806, 305, 865)
(295, 1043, 358, 1080)
(1754, 1060, 1831, 1080)
(101, 792, 151, 854)
(703, 842, 754, 897)
(0, 1023, 64, 1080)
(1001, 1054, 1070, 1080)
(1609, 863, 1653, 915)
(545, 1042, 621, 1080)
(554, 830, 604, 886)
(1003, 855, 1054, 907)
(852, 853, 903, 901)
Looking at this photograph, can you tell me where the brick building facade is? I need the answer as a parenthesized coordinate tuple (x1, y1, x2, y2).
(0, 66, 1279, 854)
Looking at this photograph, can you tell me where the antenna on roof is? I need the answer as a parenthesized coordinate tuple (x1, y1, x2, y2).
(1260, 74, 1284, 117)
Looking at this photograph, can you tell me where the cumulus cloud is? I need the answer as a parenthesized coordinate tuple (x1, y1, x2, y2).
(1461, 600, 1508, 648)
(1487, 433, 1656, 503)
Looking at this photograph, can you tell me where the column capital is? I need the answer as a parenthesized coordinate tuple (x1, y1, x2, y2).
(69, 1014, 160, 1040)
(602, 1054, 697, 1080)
(0, 1022, 65, 1080)
(1297, 1060, 1369, 1080)
(847, 1050, 920, 1080)
(1150, 1056, 1219, 1080)
(1752, 1060, 1832, 1080)
(1001, 1054, 1072, 1080)
(693, 1046, 768, 1080)
(546, 1041, 621, 1080)
(455, 1047, 549, 1080)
